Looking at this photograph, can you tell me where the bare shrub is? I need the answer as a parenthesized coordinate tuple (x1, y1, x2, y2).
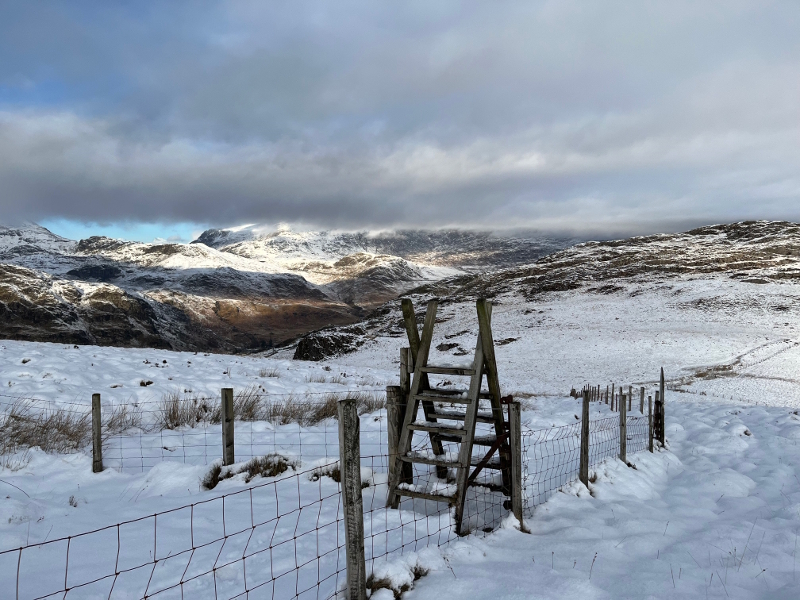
(0, 400, 90, 455)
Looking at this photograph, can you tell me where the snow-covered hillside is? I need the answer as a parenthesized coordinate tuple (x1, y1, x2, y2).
(2, 220, 800, 598)
(0, 222, 571, 353)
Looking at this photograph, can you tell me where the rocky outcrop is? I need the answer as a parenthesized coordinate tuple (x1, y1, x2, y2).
(293, 326, 367, 361)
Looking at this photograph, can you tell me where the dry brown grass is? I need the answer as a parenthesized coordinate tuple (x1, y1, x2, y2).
(304, 373, 329, 384)
(263, 391, 385, 426)
(0, 400, 90, 456)
(157, 392, 216, 429)
(103, 402, 143, 435)
(201, 454, 297, 490)
(259, 366, 282, 378)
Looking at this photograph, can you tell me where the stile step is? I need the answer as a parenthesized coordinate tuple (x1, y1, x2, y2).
(413, 393, 472, 404)
(396, 489, 456, 504)
(421, 365, 476, 376)
(399, 454, 504, 470)
(408, 422, 467, 436)
(431, 408, 494, 423)
(400, 454, 464, 468)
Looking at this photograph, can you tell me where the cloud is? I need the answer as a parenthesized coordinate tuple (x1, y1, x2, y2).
(0, 1, 799, 235)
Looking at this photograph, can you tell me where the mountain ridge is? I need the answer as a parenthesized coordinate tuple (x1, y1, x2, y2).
(0, 222, 571, 352)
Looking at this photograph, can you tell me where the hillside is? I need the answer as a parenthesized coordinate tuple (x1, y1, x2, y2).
(0, 223, 569, 352)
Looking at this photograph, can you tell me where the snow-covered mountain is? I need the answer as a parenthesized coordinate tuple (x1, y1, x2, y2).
(0, 223, 572, 352)
(295, 220, 800, 360)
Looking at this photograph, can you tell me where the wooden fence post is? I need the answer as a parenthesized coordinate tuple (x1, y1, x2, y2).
(509, 401, 525, 531)
(619, 393, 627, 462)
(639, 386, 645, 414)
(221, 388, 235, 466)
(648, 396, 654, 453)
(605, 385, 609, 404)
(580, 388, 590, 487)
(92, 393, 103, 473)
(628, 386, 632, 411)
(400, 348, 409, 396)
(611, 384, 615, 409)
(654, 390, 663, 447)
(338, 399, 367, 600)
(659, 367, 666, 445)
(386, 385, 400, 492)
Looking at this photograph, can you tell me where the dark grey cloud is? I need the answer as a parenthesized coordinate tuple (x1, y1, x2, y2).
(0, 1, 798, 235)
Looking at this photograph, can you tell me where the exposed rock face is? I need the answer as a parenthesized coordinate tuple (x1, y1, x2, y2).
(293, 326, 366, 361)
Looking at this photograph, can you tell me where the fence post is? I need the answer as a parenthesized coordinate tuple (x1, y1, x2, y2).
(508, 400, 525, 531)
(654, 390, 662, 447)
(400, 348, 409, 396)
(648, 396, 654, 453)
(386, 385, 406, 492)
(619, 393, 627, 463)
(338, 399, 367, 600)
(605, 385, 609, 405)
(628, 386, 632, 411)
(611, 384, 615, 409)
(221, 388, 235, 466)
(579, 388, 589, 487)
(92, 393, 103, 473)
(659, 367, 666, 445)
(639, 386, 645, 414)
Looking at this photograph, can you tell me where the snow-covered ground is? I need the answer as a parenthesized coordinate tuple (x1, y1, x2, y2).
(1, 274, 800, 598)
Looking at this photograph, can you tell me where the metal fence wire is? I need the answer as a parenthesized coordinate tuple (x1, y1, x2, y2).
(1, 396, 652, 600)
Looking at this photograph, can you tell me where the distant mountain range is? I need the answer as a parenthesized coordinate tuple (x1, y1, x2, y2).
(0, 223, 574, 352)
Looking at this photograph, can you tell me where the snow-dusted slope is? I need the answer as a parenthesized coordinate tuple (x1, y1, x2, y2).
(0, 223, 572, 352)
(3, 220, 800, 597)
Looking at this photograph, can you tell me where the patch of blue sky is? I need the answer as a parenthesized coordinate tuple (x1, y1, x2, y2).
(40, 218, 208, 244)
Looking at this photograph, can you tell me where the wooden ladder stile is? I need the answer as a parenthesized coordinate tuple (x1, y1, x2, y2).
(386, 297, 513, 535)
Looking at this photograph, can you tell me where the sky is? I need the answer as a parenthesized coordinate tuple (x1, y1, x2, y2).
(1, 1, 799, 241)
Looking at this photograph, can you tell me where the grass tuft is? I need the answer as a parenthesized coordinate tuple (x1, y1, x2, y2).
(0, 400, 90, 456)
(201, 454, 296, 490)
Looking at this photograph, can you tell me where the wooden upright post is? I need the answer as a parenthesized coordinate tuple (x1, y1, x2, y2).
(399, 348, 410, 397)
(639, 386, 645, 414)
(619, 393, 627, 462)
(509, 401, 525, 531)
(648, 396, 654, 453)
(654, 390, 663, 447)
(221, 388, 234, 466)
(605, 385, 609, 404)
(92, 393, 103, 473)
(611, 384, 615, 410)
(338, 399, 367, 600)
(659, 368, 666, 445)
(386, 385, 401, 490)
(386, 385, 411, 490)
(628, 386, 632, 411)
(579, 388, 590, 487)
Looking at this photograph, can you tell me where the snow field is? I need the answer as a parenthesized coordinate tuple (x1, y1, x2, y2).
(2, 272, 800, 598)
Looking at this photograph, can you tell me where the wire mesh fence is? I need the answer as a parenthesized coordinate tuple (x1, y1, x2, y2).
(1, 389, 654, 599)
(521, 413, 651, 512)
